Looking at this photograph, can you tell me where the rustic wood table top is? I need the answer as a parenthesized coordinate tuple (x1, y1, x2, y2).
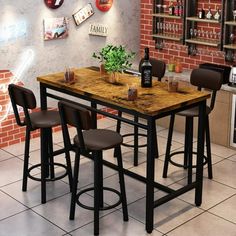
(37, 67, 210, 116)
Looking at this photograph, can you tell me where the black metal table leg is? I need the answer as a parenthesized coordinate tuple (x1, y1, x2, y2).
(195, 100, 206, 206)
(134, 115, 139, 166)
(91, 102, 97, 129)
(145, 117, 156, 234)
(40, 84, 47, 110)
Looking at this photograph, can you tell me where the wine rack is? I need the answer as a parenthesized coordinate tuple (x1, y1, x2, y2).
(152, 0, 186, 50)
(185, 0, 225, 56)
(223, 1, 236, 62)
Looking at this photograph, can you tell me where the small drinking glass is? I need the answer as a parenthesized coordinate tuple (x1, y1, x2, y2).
(157, 22, 160, 33)
(166, 23, 169, 35)
(198, 29, 201, 38)
(209, 31, 213, 40)
(162, 5, 167, 13)
(190, 28, 194, 38)
(194, 29, 198, 38)
(160, 22, 163, 33)
(156, 4, 162, 13)
(175, 25, 179, 35)
(233, 10, 236, 21)
(230, 33, 234, 44)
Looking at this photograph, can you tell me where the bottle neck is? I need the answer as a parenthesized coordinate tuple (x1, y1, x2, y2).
(144, 53, 149, 61)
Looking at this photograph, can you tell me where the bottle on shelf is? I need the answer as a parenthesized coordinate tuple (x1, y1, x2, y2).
(141, 47, 152, 88)
(168, 0, 175, 16)
(179, 0, 184, 17)
(213, 7, 221, 21)
(206, 7, 213, 19)
(198, 8, 205, 19)
(174, 0, 179, 16)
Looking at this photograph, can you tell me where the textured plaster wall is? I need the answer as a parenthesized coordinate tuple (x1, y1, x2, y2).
(0, 0, 140, 102)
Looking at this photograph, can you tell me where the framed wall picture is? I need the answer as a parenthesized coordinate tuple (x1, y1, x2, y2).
(44, 17, 69, 41)
(72, 3, 94, 26)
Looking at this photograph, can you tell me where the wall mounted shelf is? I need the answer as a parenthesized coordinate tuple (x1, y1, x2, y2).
(186, 16, 220, 24)
(152, 34, 182, 41)
(185, 39, 219, 47)
(152, 13, 182, 20)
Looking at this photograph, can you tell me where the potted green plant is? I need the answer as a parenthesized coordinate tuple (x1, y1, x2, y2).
(92, 44, 135, 83)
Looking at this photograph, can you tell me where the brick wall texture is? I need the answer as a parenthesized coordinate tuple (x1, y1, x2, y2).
(140, 0, 233, 69)
(0, 70, 116, 148)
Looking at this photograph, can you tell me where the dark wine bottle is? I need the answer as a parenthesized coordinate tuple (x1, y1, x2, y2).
(198, 8, 205, 19)
(141, 48, 152, 88)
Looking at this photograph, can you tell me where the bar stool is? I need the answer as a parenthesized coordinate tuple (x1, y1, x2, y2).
(58, 100, 128, 235)
(116, 58, 166, 166)
(8, 84, 72, 204)
(162, 68, 223, 183)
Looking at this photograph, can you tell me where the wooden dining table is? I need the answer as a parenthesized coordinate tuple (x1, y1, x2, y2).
(37, 66, 210, 233)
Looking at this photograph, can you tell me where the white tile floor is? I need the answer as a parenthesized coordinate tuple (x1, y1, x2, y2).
(0, 118, 236, 236)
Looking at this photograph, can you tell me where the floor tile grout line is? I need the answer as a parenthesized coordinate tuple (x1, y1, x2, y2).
(164, 209, 207, 235)
(206, 210, 236, 226)
(30, 208, 69, 234)
(205, 192, 236, 213)
(0, 208, 30, 223)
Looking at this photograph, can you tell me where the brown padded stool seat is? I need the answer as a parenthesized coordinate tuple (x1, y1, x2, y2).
(29, 110, 61, 129)
(177, 106, 211, 117)
(74, 129, 123, 151)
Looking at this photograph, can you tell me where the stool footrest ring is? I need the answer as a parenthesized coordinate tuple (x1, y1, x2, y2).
(76, 187, 122, 211)
(169, 151, 208, 168)
(122, 133, 147, 148)
(28, 163, 68, 182)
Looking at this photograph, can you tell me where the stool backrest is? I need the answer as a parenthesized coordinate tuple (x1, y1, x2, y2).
(139, 58, 166, 81)
(58, 100, 92, 151)
(190, 68, 223, 111)
(8, 84, 36, 128)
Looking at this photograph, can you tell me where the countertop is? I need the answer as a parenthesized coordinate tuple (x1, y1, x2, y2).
(165, 70, 236, 94)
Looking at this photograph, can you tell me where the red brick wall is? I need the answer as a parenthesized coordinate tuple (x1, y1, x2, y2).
(0, 69, 117, 148)
(0, 70, 40, 148)
(140, 0, 233, 69)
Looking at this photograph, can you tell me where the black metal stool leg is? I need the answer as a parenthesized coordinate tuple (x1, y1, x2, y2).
(94, 151, 101, 235)
(184, 117, 190, 169)
(65, 149, 73, 192)
(48, 128, 55, 179)
(22, 128, 31, 192)
(40, 128, 47, 204)
(70, 149, 80, 220)
(163, 114, 175, 178)
(114, 111, 122, 158)
(187, 117, 193, 184)
(205, 116, 213, 179)
(98, 151, 104, 208)
(116, 146, 128, 221)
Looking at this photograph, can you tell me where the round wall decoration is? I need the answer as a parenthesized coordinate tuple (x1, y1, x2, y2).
(44, 0, 64, 9)
(96, 0, 113, 12)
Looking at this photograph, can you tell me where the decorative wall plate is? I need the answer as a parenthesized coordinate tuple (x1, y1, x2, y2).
(44, 0, 64, 9)
(96, 0, 113, 12)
